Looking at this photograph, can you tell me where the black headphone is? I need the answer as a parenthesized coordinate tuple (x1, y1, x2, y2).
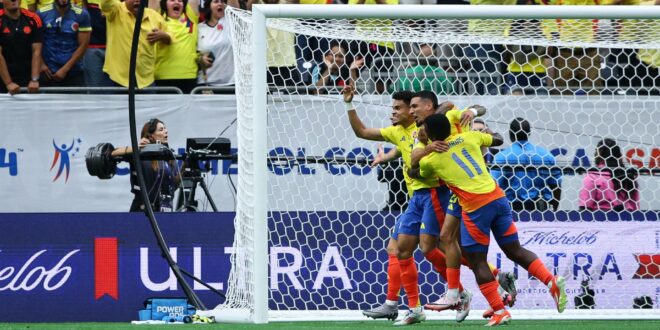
(147, 118, 160, 134)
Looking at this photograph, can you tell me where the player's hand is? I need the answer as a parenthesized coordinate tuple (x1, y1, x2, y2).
(370, 143, 386, 167)
(53, 68, 68, 82)
(41, 64, 53, 81)
(427, 140, 449, 153)
(27, 80, 39, 93)
(341, 85, 354, 103)
(147, 29, 168, 43)
(5, 82, 20, 95)
(350, 57, 365, 71)
(460, 109, 475, 127)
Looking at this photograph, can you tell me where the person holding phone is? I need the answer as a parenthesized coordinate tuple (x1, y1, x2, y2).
(197, 0, 239, 86)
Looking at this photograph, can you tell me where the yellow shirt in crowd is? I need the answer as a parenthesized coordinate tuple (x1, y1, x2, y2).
(468, 0, 516, 37)
(100, 0, 171, 88)
(155, 5, 199, 80)
(348, 0, 398, 51)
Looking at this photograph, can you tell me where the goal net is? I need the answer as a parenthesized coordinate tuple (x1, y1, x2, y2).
(208, 4, 660, 322)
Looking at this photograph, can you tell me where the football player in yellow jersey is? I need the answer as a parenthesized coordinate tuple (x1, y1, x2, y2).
(411, 114, 568, 326)
(342, 85, 414, 322)
(414, 103, 518, 316)
(343, 87, 464, 325)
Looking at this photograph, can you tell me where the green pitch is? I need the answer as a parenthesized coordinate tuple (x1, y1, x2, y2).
(2, 320, 660, 330)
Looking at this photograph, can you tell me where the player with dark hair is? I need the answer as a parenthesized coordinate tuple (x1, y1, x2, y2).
(342, 85, 415, 322)
(410, 113, 567, 326)
(416, 102, 517, 316)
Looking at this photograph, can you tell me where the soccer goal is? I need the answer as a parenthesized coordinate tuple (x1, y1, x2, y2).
(202, 4, 660, 323)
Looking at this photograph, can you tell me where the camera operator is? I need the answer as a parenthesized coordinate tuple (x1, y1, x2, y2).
(111, 118, 181, 212)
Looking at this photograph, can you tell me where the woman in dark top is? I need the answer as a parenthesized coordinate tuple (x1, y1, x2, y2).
(112, 118, 180, 212)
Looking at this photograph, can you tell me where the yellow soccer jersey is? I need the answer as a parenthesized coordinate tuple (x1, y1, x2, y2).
(445, 108, 472, 137)
(155, 4, 199, 80)
(413, 107, 471, 152)
(419, 131, 504, 212)
(380, 123, 437, 195)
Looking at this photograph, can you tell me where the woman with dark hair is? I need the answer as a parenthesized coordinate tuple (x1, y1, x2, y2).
(153, 0, 200, 93)
(578, 138, 639, 212)
(197, 0, 240, 86)
(112, 119, 181, 212)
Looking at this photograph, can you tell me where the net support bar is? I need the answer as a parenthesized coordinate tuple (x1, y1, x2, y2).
(255, 4, 660, 20)
(251, 6, 269, 325)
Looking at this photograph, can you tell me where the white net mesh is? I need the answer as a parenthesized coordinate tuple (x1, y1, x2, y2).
(220, 6, 660, 321)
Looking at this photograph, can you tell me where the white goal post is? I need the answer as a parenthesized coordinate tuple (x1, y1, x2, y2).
(200, 4, 660, 323)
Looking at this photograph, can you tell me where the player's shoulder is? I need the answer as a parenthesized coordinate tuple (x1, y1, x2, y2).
(71, 5, 86, 15)
(38, 4, 55, 13)
(22, 9, 43, 26)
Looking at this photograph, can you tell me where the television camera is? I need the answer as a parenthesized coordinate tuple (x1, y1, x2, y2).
(85, 138, 232, 212)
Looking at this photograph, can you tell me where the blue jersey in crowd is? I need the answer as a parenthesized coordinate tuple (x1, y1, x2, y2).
(490, 140, 562, 203)
(38, 4, 91, 73)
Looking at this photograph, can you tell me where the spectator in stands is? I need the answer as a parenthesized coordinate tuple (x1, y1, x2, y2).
(348, 0, 398, 93)
(197, 0, 240, 87)
(540, 0, 604, 95)
(29, 0, 83, 12)
(38, 0, 90, 87)
(100, 0, 171, 89)
(490, 117, 562, 212)
(250, 0, 302, 86)
(504, 6, 549, 95)
(294, 0, 330, 84)
(579, 138, 639, 212)
(83, 0, 114, 88)
(607, 0, 659, 95)
(312, 41, 364, 91)
(393, 43, 454, 95)
(0, 0, 43, 95)
(464, 0, 514, 95)
(154, 0, 200, 93)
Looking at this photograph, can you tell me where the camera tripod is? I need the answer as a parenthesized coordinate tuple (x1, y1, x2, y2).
(175, 169, 218, 212)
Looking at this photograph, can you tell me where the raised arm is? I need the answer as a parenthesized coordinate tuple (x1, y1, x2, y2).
(342, 85, 385, 141)
(188, 0, 200, 15)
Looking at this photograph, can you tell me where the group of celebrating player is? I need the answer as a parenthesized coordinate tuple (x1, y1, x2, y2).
(342, 86, 567, 327)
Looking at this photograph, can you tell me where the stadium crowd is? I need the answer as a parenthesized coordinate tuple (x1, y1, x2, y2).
(1, 0, 658, 95)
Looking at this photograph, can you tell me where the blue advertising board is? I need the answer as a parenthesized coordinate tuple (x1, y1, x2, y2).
(0, 211, 658, 321)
